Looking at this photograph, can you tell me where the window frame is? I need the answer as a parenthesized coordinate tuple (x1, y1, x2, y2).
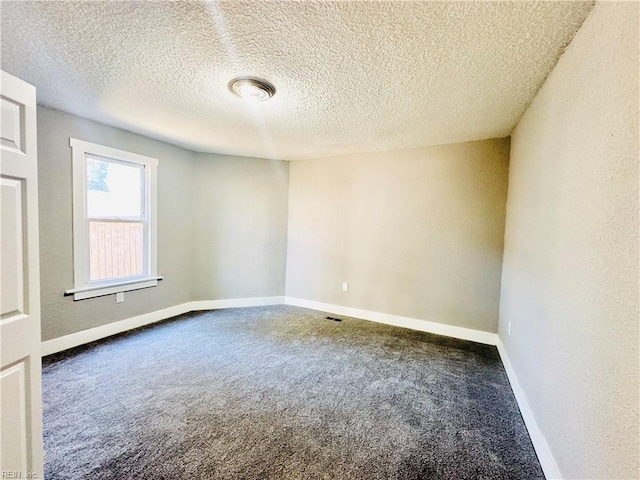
(66, 138, 161, 300)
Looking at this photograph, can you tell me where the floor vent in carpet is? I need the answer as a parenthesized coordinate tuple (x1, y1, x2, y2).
(325, 316, 343, 322)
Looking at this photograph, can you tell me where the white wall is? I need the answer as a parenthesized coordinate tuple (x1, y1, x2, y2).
(35, 7, 640, 474)
(37, 107, 290, 341)
(38, 107, 194, 341)
(286, 139, 510, 333)
(190, 153, 289, 300)
(499, 2, 639, 478)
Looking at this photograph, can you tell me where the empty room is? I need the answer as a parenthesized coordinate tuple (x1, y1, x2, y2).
(0, 1, 638, 479)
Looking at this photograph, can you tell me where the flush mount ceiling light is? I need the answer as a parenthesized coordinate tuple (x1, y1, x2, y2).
(229, 77, 276, 102)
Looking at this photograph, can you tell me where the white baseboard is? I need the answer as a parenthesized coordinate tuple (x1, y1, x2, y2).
(41, 302, 192, 357)
(496, 338, 561, 480)
(41, 296, 284, 357)
(284, 296, 498, 345)
(41, 294, 557, 480)
(42, 294, 497, 356)
(190, 296, 284, 311)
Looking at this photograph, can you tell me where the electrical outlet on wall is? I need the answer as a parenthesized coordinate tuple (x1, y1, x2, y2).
(508, 321, 512, 336)
(116, 292, 124, 303)
(342, 282, 349, 292)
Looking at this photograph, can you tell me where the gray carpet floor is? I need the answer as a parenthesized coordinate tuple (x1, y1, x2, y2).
(42, 305, 544, 479)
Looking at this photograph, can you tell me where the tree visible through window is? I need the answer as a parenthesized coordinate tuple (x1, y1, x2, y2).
(87, 159, 109, 192)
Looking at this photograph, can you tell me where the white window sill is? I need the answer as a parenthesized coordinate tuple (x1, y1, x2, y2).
(65, 276, 163, 301)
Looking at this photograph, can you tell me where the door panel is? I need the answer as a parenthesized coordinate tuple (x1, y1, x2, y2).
(0, 71, 43, 479)
(1, 362, 28, 472)
(1, 177, 25, 319)
(0, 96, 25, 153)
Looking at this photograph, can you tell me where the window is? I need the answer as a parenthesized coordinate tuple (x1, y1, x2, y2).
(66, 139, 160, 300)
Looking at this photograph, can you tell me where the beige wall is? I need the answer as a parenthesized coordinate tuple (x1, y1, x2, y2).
(286, 139, 510, 332)
(38, 107, 194, 341)
(499, 3, 639, 479)
(190, 153, 289, 300)
(37, 107, 289, 341)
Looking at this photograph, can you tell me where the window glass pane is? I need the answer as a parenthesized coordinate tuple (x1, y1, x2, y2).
(89, 221, 144, 281)
(86, 156, 144, 219)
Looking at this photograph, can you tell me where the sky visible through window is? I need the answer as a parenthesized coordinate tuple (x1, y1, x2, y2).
(86, 156, 143, 220)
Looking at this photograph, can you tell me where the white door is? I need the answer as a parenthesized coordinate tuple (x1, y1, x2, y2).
(0, 71, 44, 478)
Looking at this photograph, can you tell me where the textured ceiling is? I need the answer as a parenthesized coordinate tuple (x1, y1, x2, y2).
(1, 1, 594, 160)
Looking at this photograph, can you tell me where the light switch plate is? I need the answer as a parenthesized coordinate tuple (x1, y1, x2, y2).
(116, 292, 124, 303)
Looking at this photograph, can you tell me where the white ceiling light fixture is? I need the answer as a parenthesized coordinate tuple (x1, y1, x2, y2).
(229, 77, 276, 102)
